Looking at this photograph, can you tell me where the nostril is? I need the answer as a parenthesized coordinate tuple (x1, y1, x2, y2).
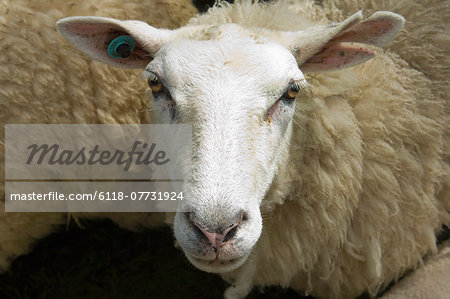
(192, 222, 205, 239)
(240, 211, 249, 222)
(223, 225, 238, 243)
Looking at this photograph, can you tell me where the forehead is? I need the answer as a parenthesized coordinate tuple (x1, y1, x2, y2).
(149, 37, 300, 87)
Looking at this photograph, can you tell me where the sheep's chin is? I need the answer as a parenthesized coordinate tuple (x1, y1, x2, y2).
(185, 252, 250, 273)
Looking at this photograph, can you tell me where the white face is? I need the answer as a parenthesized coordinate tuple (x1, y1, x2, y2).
(57, 10, 403, 273)
(146, 38, 305, 272)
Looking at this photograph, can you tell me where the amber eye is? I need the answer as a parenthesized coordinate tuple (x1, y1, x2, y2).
(282, 85, 300, 101)
(148, 77, 163, 93)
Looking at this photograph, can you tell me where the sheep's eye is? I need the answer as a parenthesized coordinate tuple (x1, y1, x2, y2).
(148, 77, 163, 93)
(282, 85, 300, 102)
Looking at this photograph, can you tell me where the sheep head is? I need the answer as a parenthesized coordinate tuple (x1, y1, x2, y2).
(57, 10, 404, 273)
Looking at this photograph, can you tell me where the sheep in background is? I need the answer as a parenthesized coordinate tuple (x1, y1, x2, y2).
(0, 0, 197, 271)
(379, 240, 450, 299)
(54, 0, 449, 298)
(324, 0, 450, 204)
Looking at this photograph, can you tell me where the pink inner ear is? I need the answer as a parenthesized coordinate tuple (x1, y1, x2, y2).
(64, 22, 119, 38)
(333, 17, 398, 46)
(302, 44, 375, 72)
(60, 20, 151, 68)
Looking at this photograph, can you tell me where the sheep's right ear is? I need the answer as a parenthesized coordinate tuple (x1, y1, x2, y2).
(57, 16, 174, 69)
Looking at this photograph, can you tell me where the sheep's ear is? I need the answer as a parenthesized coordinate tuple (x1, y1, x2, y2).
(284, 11, 405, 72)
(57, 16, 173, 69)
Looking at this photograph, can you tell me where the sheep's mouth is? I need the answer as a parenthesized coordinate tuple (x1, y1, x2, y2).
(187, 253, 249, 273)
(193, 256, 237, 266)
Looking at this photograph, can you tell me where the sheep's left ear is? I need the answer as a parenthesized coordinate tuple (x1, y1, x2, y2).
(57, 16, 174, 69)
(283, 11, 405, 72)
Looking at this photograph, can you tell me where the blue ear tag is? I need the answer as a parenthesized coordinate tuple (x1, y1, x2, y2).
(107, 35, 135, 59)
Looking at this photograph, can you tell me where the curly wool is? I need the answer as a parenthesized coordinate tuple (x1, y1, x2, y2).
(0, 0, 196, 271)
(190, 1, 449, 297)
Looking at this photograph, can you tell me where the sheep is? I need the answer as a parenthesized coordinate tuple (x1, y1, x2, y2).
(51, 0, 450, 297)
(1, 0, 449, 298)
(0, 0, 197, 271)
(379, 241, 450, 299)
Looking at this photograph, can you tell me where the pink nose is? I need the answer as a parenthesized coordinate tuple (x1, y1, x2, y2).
(193, 220, 240, 251)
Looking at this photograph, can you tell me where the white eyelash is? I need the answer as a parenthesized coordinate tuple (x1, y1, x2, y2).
(142, 70, 159, 81)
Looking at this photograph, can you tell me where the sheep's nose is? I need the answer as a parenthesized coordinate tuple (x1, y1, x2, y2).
(188, 211, 247, 251)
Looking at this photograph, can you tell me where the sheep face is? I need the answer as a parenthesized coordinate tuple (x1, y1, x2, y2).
(57, 10, 404, 274)
(146, 38, 305, 272)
